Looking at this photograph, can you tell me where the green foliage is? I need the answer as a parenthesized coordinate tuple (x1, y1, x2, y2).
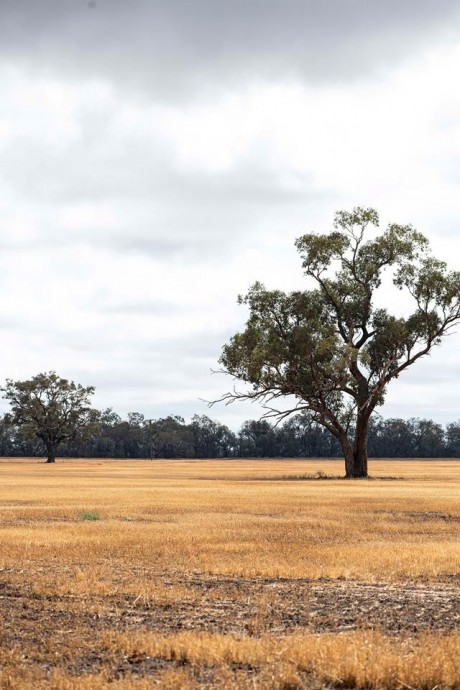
(2, 371, 96, 463)
(219, 207, 460, 476)
(79, 511, 101, 521)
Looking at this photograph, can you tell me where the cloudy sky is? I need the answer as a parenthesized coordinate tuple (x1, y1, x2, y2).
(0, 0, 460, 428)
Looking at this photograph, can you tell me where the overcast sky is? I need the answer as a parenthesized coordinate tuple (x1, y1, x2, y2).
(0, 0, 460, 428)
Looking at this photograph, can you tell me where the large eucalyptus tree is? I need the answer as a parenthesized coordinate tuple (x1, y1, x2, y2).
(218, 208, 460, 477)
(2, 372, 96, 463)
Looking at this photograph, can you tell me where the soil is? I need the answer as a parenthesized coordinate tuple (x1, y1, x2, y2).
(1, 574, 459, 641)
(1, 572, 459, 684)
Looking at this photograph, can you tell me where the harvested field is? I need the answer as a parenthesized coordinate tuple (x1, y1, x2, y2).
(0, 458, 459, 689)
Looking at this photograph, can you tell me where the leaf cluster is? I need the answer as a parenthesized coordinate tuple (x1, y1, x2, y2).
(2, 371, 96, 449)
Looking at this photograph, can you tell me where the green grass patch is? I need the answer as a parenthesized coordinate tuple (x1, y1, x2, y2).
(79, 511, 101, 521)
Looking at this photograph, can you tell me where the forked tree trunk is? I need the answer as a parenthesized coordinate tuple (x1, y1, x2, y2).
(341, 445, 368, 478)
(338, 416, 369, 478)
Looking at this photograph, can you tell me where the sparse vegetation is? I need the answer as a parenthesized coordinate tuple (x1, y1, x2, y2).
(79, 510, 101, 521)
(0, 457, 459, 688)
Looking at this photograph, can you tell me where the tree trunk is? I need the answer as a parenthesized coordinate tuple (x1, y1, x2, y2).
(351, 446, 368, 477)
(338, 433, 355, 478)
(337, 415, 369, 478)
(350, 413, 369, 478)
(46, 442, 56, 464)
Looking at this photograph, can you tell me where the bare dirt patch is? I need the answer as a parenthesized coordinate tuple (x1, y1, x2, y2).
(178, 576, 460, 635)
(1, 572, 459, 685)
(1, 572, 459, 641)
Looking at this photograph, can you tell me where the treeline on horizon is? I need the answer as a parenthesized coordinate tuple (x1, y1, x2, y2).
(0, 410, 459, 459)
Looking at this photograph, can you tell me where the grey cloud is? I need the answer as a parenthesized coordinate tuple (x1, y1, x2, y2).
(1, 1, 459, 431)
(85, 358, 266, 429)
(3, 311, 230, 372)
(102, 301, 185, 316)
(1, 114, 311, 205)
(150, 332, 234, 361)
(1, 1, 459, 98)
(0, 121, 319, 257)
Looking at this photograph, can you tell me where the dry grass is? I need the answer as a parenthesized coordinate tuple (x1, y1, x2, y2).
(0, 457, 459, 688)
(101, 629, 460, 689)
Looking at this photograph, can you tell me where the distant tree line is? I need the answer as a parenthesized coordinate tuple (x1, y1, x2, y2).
(0, 409, 459, 459)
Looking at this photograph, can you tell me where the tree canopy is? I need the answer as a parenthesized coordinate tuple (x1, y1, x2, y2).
(2, 371, 96, 463)
(218, 207, 460, 477)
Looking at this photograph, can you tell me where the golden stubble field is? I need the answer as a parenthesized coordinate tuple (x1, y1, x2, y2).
(0, 457, 459, 689)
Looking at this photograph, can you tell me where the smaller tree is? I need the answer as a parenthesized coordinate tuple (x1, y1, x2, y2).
(2, 372, 96, 463)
